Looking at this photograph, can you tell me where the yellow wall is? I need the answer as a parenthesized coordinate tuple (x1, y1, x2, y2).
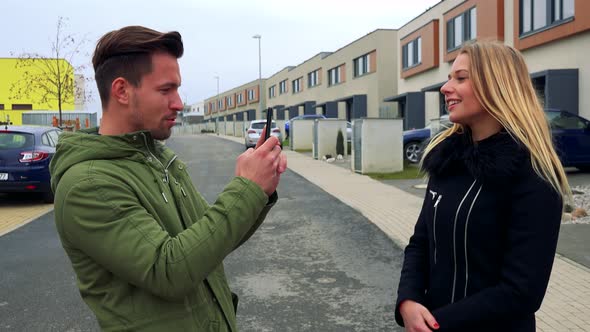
(0, 58, 75, 125)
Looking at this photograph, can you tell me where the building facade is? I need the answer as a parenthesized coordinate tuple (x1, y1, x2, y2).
(205, 29, 399, 125)
(389, 0, 590, 129)
(0, 58, 77, 125)
(201, 0, 589, 132)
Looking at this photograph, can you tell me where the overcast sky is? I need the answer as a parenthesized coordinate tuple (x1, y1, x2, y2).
(1, 0, 440, 113)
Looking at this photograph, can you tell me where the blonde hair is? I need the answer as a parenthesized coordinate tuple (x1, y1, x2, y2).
(423, 41, 570, 200)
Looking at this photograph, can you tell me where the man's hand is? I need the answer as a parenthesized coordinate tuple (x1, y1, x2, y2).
(235, 127, 287, 196)
(399, 300, 439, 332)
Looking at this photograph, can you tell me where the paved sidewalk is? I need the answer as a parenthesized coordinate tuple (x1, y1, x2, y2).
(0, 199, 53, 237)
(218, 134, 590, 332)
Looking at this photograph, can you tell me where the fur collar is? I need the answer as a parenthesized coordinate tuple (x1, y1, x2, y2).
(422, 130, 530, 184)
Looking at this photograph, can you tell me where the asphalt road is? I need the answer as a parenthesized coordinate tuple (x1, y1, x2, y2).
(0, 134, 405, 331)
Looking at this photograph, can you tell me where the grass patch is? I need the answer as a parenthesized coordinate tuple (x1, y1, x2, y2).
(366, 164, 424, 180)
(282, 138, 289, 146)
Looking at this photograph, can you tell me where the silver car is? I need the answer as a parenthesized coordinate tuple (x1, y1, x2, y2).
(244, 119, 282, 149)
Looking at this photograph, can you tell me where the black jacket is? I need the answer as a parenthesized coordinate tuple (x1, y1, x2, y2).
(395, 131, 562, 332)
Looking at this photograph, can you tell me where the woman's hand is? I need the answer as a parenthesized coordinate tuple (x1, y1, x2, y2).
(399, 300, 439, 332)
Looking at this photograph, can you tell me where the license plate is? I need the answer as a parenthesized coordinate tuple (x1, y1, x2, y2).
(0, 173, 7, 181)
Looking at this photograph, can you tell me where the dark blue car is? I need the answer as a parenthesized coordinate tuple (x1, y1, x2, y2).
(546, 109, 590, 171)
(0, 126, 62, 202)
(403, 115, 451, 163)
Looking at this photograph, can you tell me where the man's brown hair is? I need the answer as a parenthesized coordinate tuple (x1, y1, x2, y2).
(92, 26, 184, 107)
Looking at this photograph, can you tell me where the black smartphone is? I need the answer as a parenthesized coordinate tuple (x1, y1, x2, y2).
(264, 107, 273, 141)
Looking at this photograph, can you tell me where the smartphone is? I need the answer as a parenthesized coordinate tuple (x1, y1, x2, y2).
(264, 107, 273, 141)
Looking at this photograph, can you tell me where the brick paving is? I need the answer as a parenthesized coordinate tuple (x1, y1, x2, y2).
(0, 203, 53, 237)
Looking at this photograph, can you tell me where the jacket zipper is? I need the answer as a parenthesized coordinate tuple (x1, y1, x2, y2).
(451, 179, 477, 303)
(463, 184, 483, 298)
(433, 195, 442, 264)
(141, 133, 178, 202)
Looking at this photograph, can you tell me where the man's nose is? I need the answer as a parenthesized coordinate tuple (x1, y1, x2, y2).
(170, 93, 183, 111)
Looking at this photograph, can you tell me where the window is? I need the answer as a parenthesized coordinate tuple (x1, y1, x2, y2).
(11, 104, 33, 110)
(279, 79, 288, 94)
(48, 130, 60, 146)
(269, 85, 276, 98)
(308, 69, 320, 87)
(354, 53, 371, 77)
(328, 65, 343, 86)
(248, 89, 255, 101)
(447, 7, 477, 51)
(226, 96, 233, 107)
(237, 93, 243, 104)
(204, 105, 208, 113)
(521, 0, 574, 35)
(402, 37, 422, 69)
(292, 77, 302, 93)
(0, 104, 4, 110)
(218, 99, 222, 109)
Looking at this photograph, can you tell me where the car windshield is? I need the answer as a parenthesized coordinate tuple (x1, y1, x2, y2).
(251, 121, 277, 129)
(0, 132, 35, 150)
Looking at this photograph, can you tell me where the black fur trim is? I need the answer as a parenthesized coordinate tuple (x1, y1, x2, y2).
(422, 130, 530, 184)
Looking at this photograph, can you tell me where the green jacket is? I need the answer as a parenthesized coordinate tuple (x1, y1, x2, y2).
(50, 128, 275, 331)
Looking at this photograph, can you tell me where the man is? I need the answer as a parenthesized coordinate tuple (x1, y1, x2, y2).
(50, 26, 286, 331)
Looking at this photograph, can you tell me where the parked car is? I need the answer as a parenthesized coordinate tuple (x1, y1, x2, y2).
(403, 115, 452, 163)
(545, 109, 590, 171)
(285, 114, 326, 138)
(245, 119, 282, 149)
(0, 126, 62, 202)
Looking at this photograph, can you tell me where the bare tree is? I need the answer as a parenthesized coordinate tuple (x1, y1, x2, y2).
(9, 16, 92, 127)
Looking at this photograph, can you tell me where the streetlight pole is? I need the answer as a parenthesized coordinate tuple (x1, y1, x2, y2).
(252, 34, 262, 119)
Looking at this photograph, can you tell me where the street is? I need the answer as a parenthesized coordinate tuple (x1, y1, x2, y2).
(0, 134, 404, 331)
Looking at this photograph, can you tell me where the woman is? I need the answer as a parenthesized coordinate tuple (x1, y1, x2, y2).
(395, 41, 570, 332)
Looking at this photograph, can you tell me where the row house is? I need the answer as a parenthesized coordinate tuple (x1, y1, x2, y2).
(205, 29, 399, 124)
(388, 0, 590, 130)
(203, 80, 264, 124)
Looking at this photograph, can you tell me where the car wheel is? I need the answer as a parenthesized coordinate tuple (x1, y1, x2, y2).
(404, 141, 423, 164)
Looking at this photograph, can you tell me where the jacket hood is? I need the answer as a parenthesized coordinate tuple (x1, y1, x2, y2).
(50, 127, 164, 193)
(422, 129, 530, 184)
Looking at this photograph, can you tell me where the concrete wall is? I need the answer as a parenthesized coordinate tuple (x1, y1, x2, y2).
(314, 119, 348, 159)
(355, 119, 404, 173)
(290, 119, 315, 151)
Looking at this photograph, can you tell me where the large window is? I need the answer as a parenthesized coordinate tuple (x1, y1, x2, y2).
(447, 7, 477, 51)
(248, 89, 255, 101)
(279, 79, 288, 94)
(308, 69, 320, 87)
(292, 77, 302, 93)
(328, 65, 343, 86)
(402, 37, 422, 69)
(269, 85, 276, 98)
(237, 93, 243, 104)
(353, 53, 371, 77)
(521, 0, 574, 35)
(226, 96, 233, 107)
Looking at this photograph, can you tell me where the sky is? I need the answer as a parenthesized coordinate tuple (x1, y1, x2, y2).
(1, 0, 440, 114)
